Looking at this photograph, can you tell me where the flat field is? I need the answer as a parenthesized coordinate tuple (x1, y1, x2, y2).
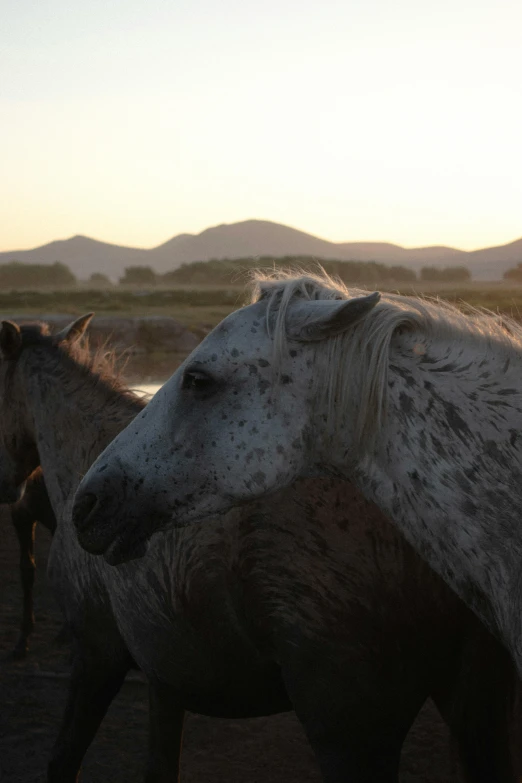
(1, 282, 521, 333)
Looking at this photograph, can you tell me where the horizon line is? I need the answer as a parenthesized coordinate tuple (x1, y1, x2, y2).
(1, 218, 521, 255)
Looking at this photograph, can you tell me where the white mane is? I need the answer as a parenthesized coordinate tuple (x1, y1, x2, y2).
(250, 269, 522, 453)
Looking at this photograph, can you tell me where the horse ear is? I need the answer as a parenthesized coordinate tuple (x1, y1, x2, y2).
(54, 313, 95, 345)
(287, 292, 381, 342)
(0, 321, 22, 359)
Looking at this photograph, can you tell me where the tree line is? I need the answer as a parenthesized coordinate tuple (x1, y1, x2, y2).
(503, 263, 522, 282)
(0, 261, 76, 288)
(119, 257, 473, 286)
(0, 256, 501, 289)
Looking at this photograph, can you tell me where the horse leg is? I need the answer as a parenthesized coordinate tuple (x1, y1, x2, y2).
(282, 662, 425, 783)
(47, 642, 130, 782)
(11, 510, 36, 658)
(432, 629, 519, 783)
(277, 624, 441, 783)
(145, 678, 185, 783)
(301, 721, 408, 783)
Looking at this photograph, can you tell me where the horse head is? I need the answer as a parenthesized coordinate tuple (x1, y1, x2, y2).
(0, 314, 93, 503)
(72, 281, 380, 563)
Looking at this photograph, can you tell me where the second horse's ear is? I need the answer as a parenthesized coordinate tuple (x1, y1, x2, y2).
(0, 321, 22, 360)
(54, 313, 95, 345)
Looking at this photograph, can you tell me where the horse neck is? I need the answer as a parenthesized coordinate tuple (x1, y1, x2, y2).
(23, 350, 145, 516)
(346, 331, 522, 660)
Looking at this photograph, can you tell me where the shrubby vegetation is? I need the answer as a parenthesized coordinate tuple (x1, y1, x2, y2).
(117, 257, 418, 286)
(122, 257, 476, 286)
(420, 265, 471, 283)
(161, 256, 418, 285)
(503, 263, 522, 282)
(0, 257, 476, 290)
(89, 272, 113, 286)
(0, 261, 76, 288)
(119, 266, 158, 286)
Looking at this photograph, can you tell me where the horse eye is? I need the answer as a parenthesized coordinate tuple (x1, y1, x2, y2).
(182, 369, 216, 393)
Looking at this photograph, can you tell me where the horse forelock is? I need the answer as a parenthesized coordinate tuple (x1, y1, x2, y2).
(249, 269, 522, 454)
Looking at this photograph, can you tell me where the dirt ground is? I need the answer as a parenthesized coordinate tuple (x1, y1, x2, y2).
(0, 506, 464, 783)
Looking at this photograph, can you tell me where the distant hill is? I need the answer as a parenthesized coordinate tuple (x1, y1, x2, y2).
(466, 237, 522, 280)
(0, 220, 520, 280)
(0, 236, 150, 280)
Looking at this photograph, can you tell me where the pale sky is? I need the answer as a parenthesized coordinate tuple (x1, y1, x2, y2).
(2, 0, 521, 252)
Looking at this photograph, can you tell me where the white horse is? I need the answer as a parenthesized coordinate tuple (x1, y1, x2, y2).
(73, 272, 522, 672)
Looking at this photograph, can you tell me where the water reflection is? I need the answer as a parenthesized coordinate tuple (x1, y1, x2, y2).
(132, 382, 163, 400)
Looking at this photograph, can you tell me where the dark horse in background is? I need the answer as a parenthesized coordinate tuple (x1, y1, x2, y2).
(4, 467, 57, 657)
(0, 315, 520, 782)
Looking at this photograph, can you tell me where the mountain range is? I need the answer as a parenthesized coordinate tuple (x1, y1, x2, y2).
(0, 220, 520, 281)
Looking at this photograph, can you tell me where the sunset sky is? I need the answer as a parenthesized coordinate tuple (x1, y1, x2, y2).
(2, 0, 521, 252)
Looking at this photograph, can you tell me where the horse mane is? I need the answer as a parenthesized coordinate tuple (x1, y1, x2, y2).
(249, 269, 522, 453)
(15, 322, 144, 413)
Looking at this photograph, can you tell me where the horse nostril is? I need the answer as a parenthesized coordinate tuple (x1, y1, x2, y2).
(73, 492, 99, 531)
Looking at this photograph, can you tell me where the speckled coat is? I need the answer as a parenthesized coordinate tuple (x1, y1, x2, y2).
(0, 320, 520, 782)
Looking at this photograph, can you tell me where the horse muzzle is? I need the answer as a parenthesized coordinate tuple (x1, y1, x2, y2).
(72, 459, 171, 565)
